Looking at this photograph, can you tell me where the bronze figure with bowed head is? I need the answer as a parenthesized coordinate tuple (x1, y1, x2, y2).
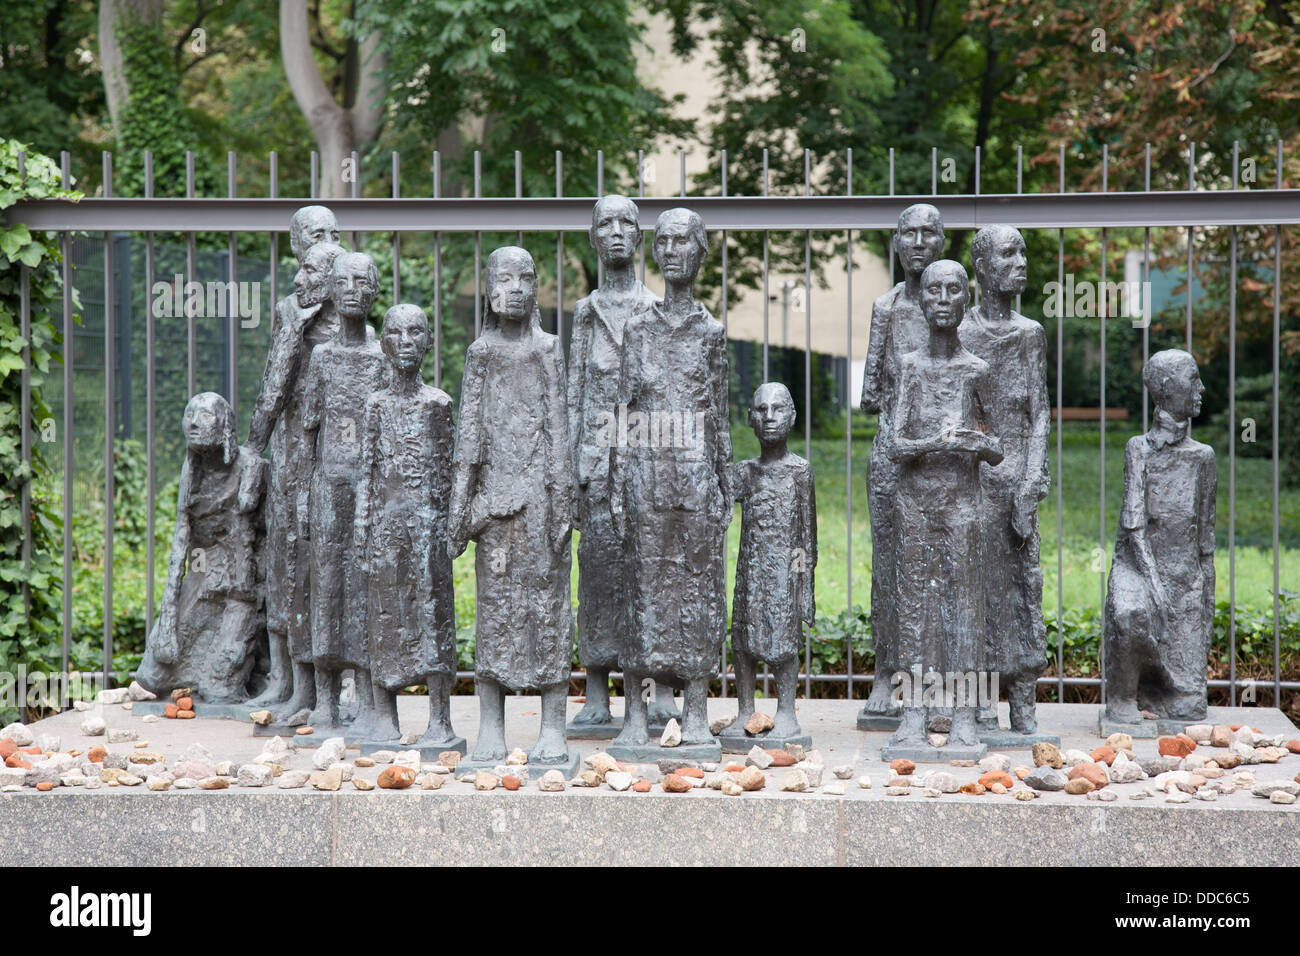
(960, 224, 1052, 741)
(609, 208, 732, 761)
(567, 195, 681, 736)
(353, 304, 464, 751)
(137, 392, 268, 703)
(1103, 350, 1215, 732)
(448, 246, 576, 771)
(883, 259, 1001, 761)
(859, 203, 946, 727)
(722, 382, 817, 752)
(300, 251, 388, 733)
(245, 228, 349, 719)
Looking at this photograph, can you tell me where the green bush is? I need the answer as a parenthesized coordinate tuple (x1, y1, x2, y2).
(0, 141, 79, 723)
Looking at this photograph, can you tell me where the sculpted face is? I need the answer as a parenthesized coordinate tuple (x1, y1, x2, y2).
(1148, 352, 1204, 420)
(486, 247, 538, 323)
(653, 208, 706, 284)
(973, 226, 1027, 296)
(591, 197, 641, 268)
(894, 205, 945, 278)
(920, 260, 969, 332)
(750, 383, 796, 445)
(381, 305, 430, 373)
(290, 206, 340, 262)
(295, 242, 343, 307)
(331, 253, 379, 319)
(182, 392, 233, 454)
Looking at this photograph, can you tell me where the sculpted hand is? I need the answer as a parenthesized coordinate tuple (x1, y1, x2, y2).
(1011, 493, 1036, 541)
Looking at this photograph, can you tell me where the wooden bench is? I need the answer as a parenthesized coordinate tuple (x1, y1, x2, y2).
(1052, 407, 1129, 421)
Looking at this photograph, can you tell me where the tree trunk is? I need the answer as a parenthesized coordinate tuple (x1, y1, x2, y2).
(280, 0, 385, 198)
(98, 0, 164, 139)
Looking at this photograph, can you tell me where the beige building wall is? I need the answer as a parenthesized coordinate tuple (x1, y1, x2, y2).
(634, 9, 894, 383)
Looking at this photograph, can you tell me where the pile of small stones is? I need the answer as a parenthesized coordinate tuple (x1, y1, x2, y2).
(1, 714, 1296, 803)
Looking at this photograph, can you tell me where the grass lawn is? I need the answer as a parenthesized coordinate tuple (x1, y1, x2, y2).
(453, 418, 1298, 632)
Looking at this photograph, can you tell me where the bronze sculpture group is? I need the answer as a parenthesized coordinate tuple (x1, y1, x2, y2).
(138, 197, 1216, 762)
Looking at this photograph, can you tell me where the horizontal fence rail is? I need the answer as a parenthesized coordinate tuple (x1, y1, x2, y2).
(8, 189, 1300, 232)
(6, 143, 1295, 718)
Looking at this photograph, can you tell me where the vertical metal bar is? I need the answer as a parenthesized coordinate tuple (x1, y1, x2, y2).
(392, 152, 401, 302)
(1273, 139, 1283, 705)
(803, 147, 812, 699)
(720, 148, 729, 699)
(269, 151, 279, 307)
(762, 148, 769, 380)
(1056, 144, 1065, 701)
(433, 151, 442, 388)
(931, 147, 937, 193)
(1228, 141, 1238, 702)
(1015, 145, 1022, 316)
(637, 148, 646, 282)
(145, 151, 156, 630)
(60, 151, 72, 677)
(186, 151, 196, 397)
(19, 264, 31, 625)
(974, 146, 982, 309)
(1098, 144, 1108, 704)
(845, 146, 854, 698)
(1187, 142, 1195, 350)
(102, 151, 115, 686)
(596, 150, 604, 289)
(473, 150, 482, 336)
(556, 150, 564, 344)
(1142, 143, 1151, 433)
(888, 148, 895, 289)
(311, 151, 319, 200)
(349, 149, 359, 249)
(515, 150, 523, 248)
(679, 148, 686, 197)
(17, 151, 31, 626)
(720, 151, 728, 328)
(227, 151, 238, 414)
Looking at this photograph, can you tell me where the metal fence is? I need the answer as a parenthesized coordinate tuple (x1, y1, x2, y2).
(7, 143, 1299, 708)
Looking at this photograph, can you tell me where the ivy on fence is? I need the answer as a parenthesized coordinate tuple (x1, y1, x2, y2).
(0, 140, 80, 723)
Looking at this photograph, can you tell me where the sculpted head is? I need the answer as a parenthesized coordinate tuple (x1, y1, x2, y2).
(183, 391, 238, 465)
(331, 252, 380, 320)
(750, 382, 796, 446)
(919, 259, 969, 332)
(971, 224, 1027, 297)
(894, 204, 945, 279)
(485, 246, 539, 325)
(294, 241, 346, 308)
(381, 304, 431, 373)
(590, 195, 642, 269)
(1144, 349, 1204, 421)
(289, 205, 340, 262)
(653, 207, 707, 284)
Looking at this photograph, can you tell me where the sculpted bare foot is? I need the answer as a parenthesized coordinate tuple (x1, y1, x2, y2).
(771, 714, 802, 739)
(529, 729, 570, 764)
(365, 715, 401, 742)
(471, 739, 508, 763)
(418, 721, 457, 747)
(888, 708, 926, 748)
(949, 709, 979, 747)
(571, 699, 613, 725)
(863, 681, 900, 714)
